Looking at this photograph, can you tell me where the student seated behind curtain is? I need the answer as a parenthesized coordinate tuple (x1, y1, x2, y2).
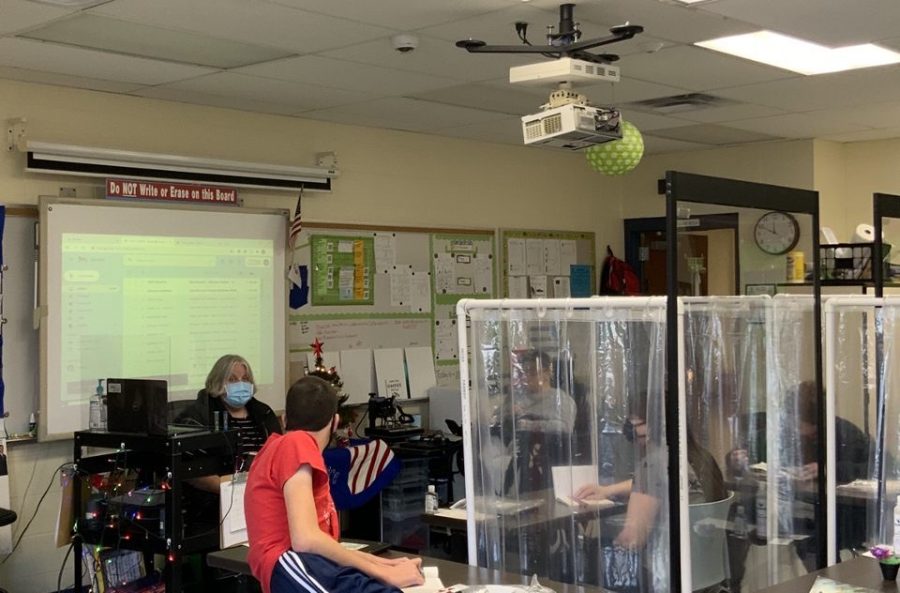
(574, 403, 727, 549)
(498, 349, 577, 493)
(725, 380, 871, 566)
(176, 354, 282, 494)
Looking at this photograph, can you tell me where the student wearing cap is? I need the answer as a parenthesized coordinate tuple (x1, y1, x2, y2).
(245, 376, 424, 593)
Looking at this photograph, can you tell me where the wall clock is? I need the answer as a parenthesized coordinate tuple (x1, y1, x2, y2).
(753, 211, 800, 255)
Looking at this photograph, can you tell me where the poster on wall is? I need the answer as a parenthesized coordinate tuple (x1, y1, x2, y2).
(310, 235, 375, 306)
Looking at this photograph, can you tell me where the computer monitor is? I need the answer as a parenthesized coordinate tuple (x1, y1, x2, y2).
(106, 378, 168, 435)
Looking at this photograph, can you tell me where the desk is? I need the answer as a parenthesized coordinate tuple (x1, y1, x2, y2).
(207, 545, 602, 593)
(756, 556, 890, 593)
(72, 428, 238, 593)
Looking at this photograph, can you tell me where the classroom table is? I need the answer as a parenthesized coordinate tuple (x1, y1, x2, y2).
(206, 545, 603, 593)
(754, 556, 892, 593)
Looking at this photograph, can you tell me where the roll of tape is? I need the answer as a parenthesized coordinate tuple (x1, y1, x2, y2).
(853, 223, 876, 243)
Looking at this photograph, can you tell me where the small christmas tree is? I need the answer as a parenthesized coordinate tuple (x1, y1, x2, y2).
(306, 338, 354, 444)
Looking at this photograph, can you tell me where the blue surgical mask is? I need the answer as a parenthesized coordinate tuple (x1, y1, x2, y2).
(223, 381, 253, 408)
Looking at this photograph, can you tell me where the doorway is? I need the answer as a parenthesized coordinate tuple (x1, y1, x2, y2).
(624, 213, 741, 296)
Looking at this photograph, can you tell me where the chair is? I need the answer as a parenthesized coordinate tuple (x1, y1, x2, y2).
(689, 493, 734, 592)
(0, 507, 17, 593)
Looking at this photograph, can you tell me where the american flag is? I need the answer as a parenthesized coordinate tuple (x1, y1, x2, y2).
(347, 439, 395, 494)
(289, 190, 303, 250)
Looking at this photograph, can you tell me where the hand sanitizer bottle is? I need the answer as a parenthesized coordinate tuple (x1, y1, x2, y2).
(425, 485, 438, 514)
(89, 379, 107, 431)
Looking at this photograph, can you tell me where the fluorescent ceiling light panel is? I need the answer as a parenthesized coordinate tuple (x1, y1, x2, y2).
(696, 30, 900, 75)
(20, 14, 294, 69)
(670, 0, 716, 4)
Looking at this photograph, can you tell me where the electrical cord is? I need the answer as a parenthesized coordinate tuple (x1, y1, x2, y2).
(56, 542, 74, 593)
(1, 461, 72, 564)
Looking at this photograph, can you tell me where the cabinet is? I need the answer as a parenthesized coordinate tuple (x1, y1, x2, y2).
(72, 428, 238, 593)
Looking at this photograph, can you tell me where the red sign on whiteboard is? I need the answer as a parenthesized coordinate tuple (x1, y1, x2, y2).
(106, 178, 238, 204)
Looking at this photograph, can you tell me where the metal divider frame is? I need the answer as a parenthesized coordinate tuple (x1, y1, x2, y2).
(664, 171, 822, 587)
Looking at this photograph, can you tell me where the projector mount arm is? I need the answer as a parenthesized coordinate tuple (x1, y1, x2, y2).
(456, 3, 643, 65)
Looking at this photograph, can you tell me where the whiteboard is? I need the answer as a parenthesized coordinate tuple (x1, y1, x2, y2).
(40, 198, 289, 440)
(0, 207, 39, 438)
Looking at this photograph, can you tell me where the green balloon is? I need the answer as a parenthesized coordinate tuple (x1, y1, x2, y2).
(585, 120, 644, 175)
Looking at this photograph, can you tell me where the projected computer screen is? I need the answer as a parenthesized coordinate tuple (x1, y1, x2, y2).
(42, 200, 287, 439)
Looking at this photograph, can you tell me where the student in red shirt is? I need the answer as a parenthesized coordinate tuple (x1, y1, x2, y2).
(245, 376, 424, 593)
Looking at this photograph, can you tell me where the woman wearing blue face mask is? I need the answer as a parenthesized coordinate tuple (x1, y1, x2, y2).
(177, 354, 283, 492)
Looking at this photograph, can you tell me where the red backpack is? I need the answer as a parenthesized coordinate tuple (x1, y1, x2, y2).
(600, 246, 640, 296)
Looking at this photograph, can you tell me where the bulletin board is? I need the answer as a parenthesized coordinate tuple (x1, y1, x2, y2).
(290, 222, 496, 398)
(500, 229, 596, 298)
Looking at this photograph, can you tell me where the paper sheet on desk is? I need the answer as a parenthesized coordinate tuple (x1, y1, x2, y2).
(808, 576, 880, 593)
(551, 464, 600, 501)
(403, 566, 443, 593)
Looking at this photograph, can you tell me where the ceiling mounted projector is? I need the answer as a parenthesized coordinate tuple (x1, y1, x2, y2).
(456, 3, 643, 65)
(522, 104, 622, 150)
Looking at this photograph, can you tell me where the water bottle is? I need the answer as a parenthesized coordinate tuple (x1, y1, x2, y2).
(733, 503, 748, 539)
(755, 481, 767, 539)
(425, 485, 438, 514)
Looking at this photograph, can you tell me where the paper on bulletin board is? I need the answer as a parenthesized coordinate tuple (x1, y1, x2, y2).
(340, 349, 376, 405)
(405, 346, 437, 397)
(544, 240, 561, 275)
(560, 240, 577, 273)
(434, 319, 458, 361)
(374, 234, 396, 273)
(529, 275, 548, 298)
(507, 238, 526, 276)
(220, 475, 248, 548)
(434, 253, 453, 294)
(374, 348, 408, 398)
(474, 256, 492, 294)
(390, 268, 411, 307)
(409, 273, 431, 313)
(553, 276, 571, 297)
(508, 276, 528, 298)
(525, 239, 544, 275)
(306, 350, 341, 375)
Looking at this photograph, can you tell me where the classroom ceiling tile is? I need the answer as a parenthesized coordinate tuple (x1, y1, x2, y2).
(660, 102, 786, 124)
(435, 117, 526, 146)
(420, 4, 561, 43)
(300, 97, 510, 133)
(155, 72, 379, 112)
(821, 127, 900, 143)
(20, 14, 295, 68)
(320, 35, 535, 83)
(410, 83, 549, 116)
(579, 78, 692, 105)
(642, 135, 715, 154)
(648, 123, 780, 145)
(233, 55, 460, 96)
(0, 0, 76, 35)
(725, 112, 871, 138)
(701, 0, 900, 46)
(713, 65, 900, 112)
(0, 38, 215, 85)
(619, 45, 797, 91)
(88, 0, 394, 53)
(265, 0, 515, 30)
(618, 110, 692, 132)
(132, 86, 302, 116)
(573, 0, 757, 44)
(0, 65, 145, 93)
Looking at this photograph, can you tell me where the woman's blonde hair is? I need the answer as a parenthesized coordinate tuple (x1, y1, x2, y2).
(205, 354, 256, 397)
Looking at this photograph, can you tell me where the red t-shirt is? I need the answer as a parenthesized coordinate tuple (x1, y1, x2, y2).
(245, 431, 339, 593)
